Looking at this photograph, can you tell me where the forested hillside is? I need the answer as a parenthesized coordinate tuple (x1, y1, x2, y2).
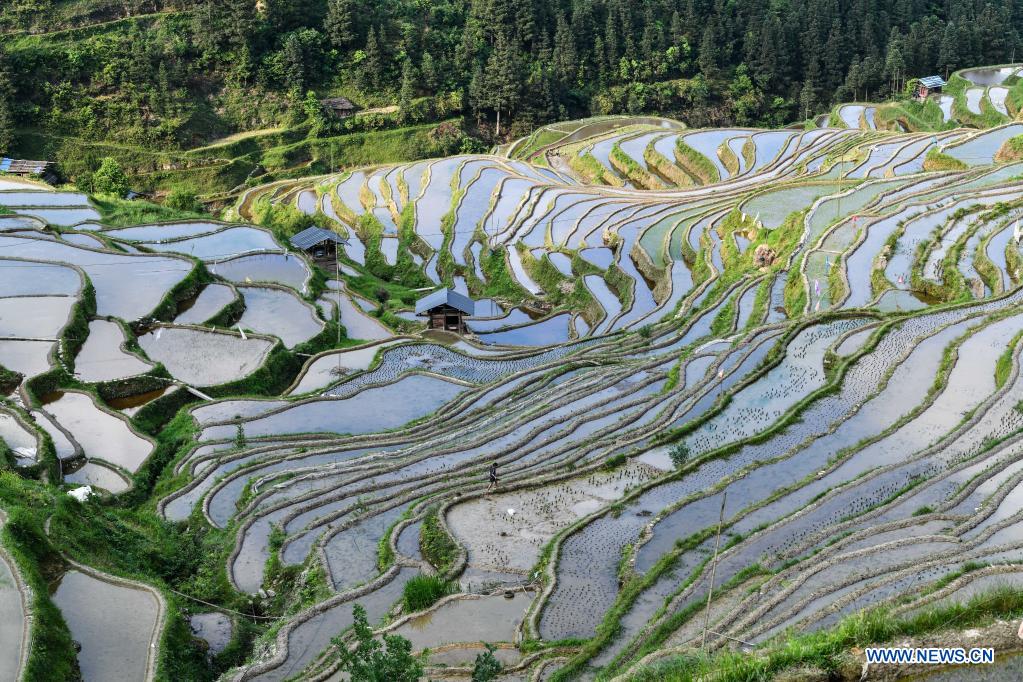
(1, 0, 1021, 187)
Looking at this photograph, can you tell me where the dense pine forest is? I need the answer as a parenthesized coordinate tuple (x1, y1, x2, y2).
(0, 0, 1021, 185)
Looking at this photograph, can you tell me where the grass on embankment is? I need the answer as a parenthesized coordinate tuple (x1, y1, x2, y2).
(625, 585, 1023, 681)
(874, 97, 951, 132)
(923, 147, 968, 172)
(18, 120, 466, 200)
(91, 194, 211, 227)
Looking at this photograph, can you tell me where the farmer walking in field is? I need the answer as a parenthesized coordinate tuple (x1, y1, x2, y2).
(486, 460, 499, 493)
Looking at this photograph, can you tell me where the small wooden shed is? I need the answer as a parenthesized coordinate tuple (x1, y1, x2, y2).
(320, 97, 357, 118)
(0, 157, 58, 183)
(917, 75, 946, 99)
(290, 226, 347, 261)
(415, 288, 475, 332)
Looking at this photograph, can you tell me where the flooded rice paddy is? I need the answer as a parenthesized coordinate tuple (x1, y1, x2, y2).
(52, 569, 162, 681)
(8, 88, 1023, 682)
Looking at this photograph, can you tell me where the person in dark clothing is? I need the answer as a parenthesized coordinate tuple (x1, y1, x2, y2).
(486, 461, 499, 493)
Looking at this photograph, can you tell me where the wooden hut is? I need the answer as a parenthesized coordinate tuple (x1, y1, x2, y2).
(917, 75, 946, 99)
(415, 288, 475, 332)
(0, 158, 58, 184)
(290, 226, 347, 262)
(320, 97, 357, 119)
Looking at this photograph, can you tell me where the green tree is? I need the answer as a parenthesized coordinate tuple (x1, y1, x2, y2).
(482, 32, 522, 136)
(0, 52, 13, 157)
(884, 31, 906, 96)
(281, 33, 306, 90)
(729, 63, 762, 125)
(398, 59, 417, 123)
(92, 158, 130, 197)
(200, 0, 259, 53)
(325, 0, 357, 49)
(552, 14, 577, 86)
(938, 23, 959, 77)
(472, 643, 503, 681)
(421, 52, 439, 92)
(335, 603, 423, 682)
(799, 79, 817, 121)
(361, 27, 383, 90)
(303, 90, 325, 130)
(698, 23, 719, 79)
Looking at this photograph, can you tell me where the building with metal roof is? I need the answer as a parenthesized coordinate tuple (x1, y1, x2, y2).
(415, 288, 475, 332)
(0, 158, 58, 183)
(290, 226, 347, 260)
(917, 76, 947, 98)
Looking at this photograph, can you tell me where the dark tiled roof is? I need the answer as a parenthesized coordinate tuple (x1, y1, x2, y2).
(321, 97, 356, 110)
(415, 288, 475, 316)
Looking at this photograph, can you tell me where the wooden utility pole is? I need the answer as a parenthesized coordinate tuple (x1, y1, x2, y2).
(701, 491, 728, 652)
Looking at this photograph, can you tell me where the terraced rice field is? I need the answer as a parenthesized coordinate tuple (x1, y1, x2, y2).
(8, 67, 1023, 682)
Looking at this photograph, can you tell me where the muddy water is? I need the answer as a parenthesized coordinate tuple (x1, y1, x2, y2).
(45, 391, 153, 473)
(914, 654, 1023, 680)
(946, 124, 1023, 166)
(0, 234, 192, 320)
(0, 409, 37, 465)
(290, 341, 404, 395)
(63, 460, 130, 493)
(14, 207, 100, 225)
(450, 461, 657, 575)
(51, 570, 160, 682)
(108, 386, 175, 416)
(876, 289, 929, 312)
(0, 541, 25, 681)
(396, 520, 423, 560)
(0, 260, 80, 296)
(392, 591, 532, 651)
(74, 320, 153, 382)
(586, 275, 623, 334)
(0, 296, 74, 338)
(237, 286, 324, 348)
(324, 505, 410, 590)
(174, 283, 236, 325)
(189, 612, 233, 655)
(139, 326, 273, 386)
(743, 183, 842, 229)
(30, 409, 77, 460)
(240, 374, 469, 438)
(249, 568, 417, 682)
(211, 253, 311, 291)
(143, 226, 281, 260)
(104, 221, 226, 242)
(839, 104, 865, 128)
(477, 314, 573, 346)
(334, 285, 392, 341)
